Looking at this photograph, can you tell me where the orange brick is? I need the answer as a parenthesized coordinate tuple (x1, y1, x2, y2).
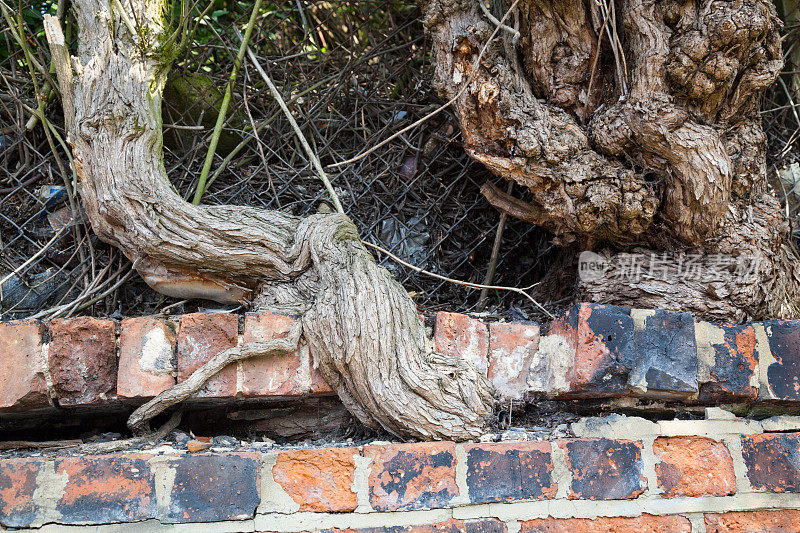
(0, 320, 49, 412)
(272, 448, 357, 512)
(520, 514, 690, 532)
(705, 510, 800, 532)
(488, 321, 539, 401)
(177, 313, 237, 398)
(49, 317, 117, 406)
(117, 317, 176, 399)
(55, 454, 155, 523)
(242, 313, 310, 397)
(653, 436, 736, 498)
(364, 442, 458, 511)
(0, 458, 43, 527)
(434, 312, 488, 376)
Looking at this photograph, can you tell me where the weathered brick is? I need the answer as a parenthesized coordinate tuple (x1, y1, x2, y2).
(696, 322, 758, 402)
(164, 452, 260, 522)
(117, 317, 176, 400)
(520, 514, 690, 532)
(741, 432, 800, 492)
(0, 458, 42, 528)
(435, 312, 489, 376)
(177, 313, 237, 398)
(364, 442, 457, 511)
(464, 442, 555, 503)
(324, 519, 507, 533)
(705, 510, 800, 532)
(629, 309, 697, 398)
(653, 436, 736, 497)
(559, 438, 646, 500)
(571, 303, 634, 397)
(272, 448, 357, 512)
(753, 320, 800, 401)
(487, 322, 539, 401)
(0, 320, 49, 412)
(242, 312, 316, 397)
(55, 454, 155, 524)
(49, 317, 117, 406)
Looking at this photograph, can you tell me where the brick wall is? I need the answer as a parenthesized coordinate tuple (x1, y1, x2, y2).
(4, 303, 800, 412)
(4, 303, 800, 530)
(2, 415, 800, 529)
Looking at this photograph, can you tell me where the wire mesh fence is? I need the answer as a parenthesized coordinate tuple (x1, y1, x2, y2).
(2, 0, 799, 322)
(1, 0, 562, 322)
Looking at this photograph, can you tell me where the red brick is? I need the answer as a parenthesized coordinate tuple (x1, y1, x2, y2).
(696, 322, 758, 402)
(331, 519, 507, 533)
(705, 510, 800, 532)
(49, 317, 117, 406)
(464, 442, 555, 503)
(488, 322, 539, 401)
(0, 320, 49, 412)
(435, 312, 489, 376)
(520, 514, 690, 532)
(0, 458, 43, 528)
(164, 452, 260, 523)
(272, 448, 357, 512)
(571, 303, 634, 397)
(653, 436, 736, 497)
(117, 317, 176, 399)
(242, 313, 313, 397)
(740, 432, 800, 492)
(55, 454, 155, 524)
(177, 313, 237, 398)
(753, 320, 800, 401)
(559, 438, 646, 500)
(364, 442, 458, 511)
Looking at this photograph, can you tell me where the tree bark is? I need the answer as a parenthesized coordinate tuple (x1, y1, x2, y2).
(424, 0, 799, 322)
(44, 0, 494, 441)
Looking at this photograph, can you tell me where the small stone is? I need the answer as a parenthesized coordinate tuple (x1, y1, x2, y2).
(705, 407, 737, 420)
(186, 440, 212, 453)
(211, 436, 238, 447)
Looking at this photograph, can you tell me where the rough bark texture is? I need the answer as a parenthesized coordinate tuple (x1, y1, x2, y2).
(424, 0, 800, 322)
(45, 0, 494, 441)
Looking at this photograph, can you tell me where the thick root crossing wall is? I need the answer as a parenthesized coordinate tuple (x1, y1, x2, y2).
(3, 302, 800, 530)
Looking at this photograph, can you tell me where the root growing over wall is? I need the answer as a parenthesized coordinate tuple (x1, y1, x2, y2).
(44, 0, 494, 441)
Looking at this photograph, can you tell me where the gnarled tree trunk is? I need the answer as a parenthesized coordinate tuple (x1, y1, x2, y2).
(423, 0, 800, 322)
(44, 0, 494, 441)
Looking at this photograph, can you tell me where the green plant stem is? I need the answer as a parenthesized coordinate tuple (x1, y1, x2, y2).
(192, 0, 262, 204)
